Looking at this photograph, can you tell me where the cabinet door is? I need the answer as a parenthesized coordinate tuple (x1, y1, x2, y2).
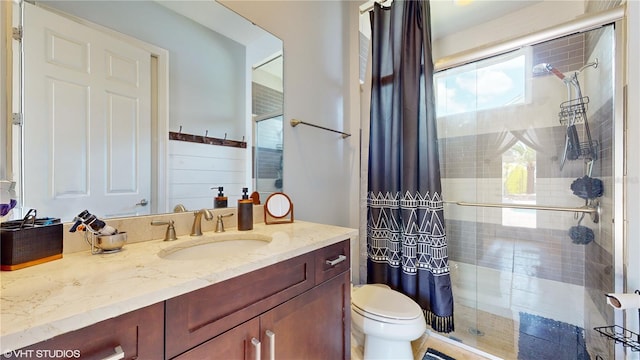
(260, 271, 350, 360)
(165, 252, 315, 359)
(173, 317, 260, 360)
(5, 303, 164, 360)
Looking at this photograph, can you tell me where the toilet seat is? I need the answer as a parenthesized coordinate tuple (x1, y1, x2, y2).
(351, 285, 423, 322)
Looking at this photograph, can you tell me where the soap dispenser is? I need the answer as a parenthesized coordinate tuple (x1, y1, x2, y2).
(237, 187, 253, 231)
(213, 186, 228, 208)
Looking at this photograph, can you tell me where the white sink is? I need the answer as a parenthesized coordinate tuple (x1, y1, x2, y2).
(158, 234, 271, 261)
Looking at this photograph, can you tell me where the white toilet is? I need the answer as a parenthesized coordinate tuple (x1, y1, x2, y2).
(351, 284, 427, 360)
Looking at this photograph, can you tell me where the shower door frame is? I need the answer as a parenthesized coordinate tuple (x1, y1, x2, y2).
(434, 5, 627, 359)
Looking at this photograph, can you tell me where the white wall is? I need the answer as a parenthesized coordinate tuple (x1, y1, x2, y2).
(222, 1, 360, 229)
(168, 140, 246, 210)
(0, 2, 6, 181)
(625, 2, 640, 358)
(0, 0, 17, 182)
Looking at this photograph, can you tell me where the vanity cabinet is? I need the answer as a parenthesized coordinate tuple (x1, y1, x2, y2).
(3, 239, 350, 360)
(167, 239, 351, 360)
(2, 302, 164, 360)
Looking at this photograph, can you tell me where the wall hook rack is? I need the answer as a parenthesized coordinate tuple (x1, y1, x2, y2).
(169, 131, 246, 149)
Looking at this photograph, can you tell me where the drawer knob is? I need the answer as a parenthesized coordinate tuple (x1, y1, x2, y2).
(325, 254, 347, 267)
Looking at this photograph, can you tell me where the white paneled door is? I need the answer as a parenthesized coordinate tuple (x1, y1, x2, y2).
(23, 3, 152, 220)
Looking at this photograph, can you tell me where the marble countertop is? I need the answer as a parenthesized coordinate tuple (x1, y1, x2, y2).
(0, 221, 358, 353)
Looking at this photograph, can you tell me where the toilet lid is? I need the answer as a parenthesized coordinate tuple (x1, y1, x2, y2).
(352, 285, 422, 320)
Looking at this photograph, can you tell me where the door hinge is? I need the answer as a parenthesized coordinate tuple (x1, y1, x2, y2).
(12, 26, 22, 41)
(12, 113, 23, 126)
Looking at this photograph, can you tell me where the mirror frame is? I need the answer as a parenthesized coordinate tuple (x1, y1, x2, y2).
(264, 192, 293, 224)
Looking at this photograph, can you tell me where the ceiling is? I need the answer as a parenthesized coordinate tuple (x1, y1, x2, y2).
(430, 0, 543, 39)
(157, 0, 544, 44)
(154, 0, 268, 46)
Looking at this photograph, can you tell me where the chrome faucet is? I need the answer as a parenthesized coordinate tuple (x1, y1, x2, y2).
(191, 209, 213, 236)
(215, 213, 234, 233)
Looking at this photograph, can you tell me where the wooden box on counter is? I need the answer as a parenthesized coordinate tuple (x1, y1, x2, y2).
(0, 218, 63, 271)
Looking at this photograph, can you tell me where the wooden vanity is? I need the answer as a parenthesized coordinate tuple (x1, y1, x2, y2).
(0, 222, 354, 360)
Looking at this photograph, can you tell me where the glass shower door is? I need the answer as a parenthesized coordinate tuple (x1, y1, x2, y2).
(436, 24, 616, 360)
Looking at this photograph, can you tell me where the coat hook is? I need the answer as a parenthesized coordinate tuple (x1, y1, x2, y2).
(179, 125, 182, 134)
(224, 133, 227, 140)
(205, 130, 208, 137)
(242, 136, 245, 142)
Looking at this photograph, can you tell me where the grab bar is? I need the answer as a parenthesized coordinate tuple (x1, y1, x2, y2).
(445, 200, 600, 223)
(290, 119, 351, 139)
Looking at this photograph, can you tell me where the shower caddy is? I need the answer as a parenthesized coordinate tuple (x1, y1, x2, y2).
(557, 60, 599, 171)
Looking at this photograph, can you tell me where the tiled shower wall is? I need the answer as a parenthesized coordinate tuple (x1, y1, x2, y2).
(442, 125, 597, 286)
(253, 82, 283, 116)
(441, 32, 596, 285)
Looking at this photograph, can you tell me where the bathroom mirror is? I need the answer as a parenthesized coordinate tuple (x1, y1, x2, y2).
(264, 192, 293, 224)
(10, 0, 283, 222)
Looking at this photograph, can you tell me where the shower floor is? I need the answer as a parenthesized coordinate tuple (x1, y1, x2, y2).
(447, 261, 595, 359)
(353, 302, 592, 360)
(446, 302, 519, 359)
(442, 303, 590, 360)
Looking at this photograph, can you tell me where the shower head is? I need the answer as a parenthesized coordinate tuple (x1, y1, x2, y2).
(532, 63, 566, 81)
(532, 63, 551, 75)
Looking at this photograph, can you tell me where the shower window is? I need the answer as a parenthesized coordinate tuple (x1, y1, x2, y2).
(501, 141, 536, 228)
(434, 48, 529, 117)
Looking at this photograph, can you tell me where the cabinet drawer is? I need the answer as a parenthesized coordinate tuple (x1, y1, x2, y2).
(314, 239, 350, 284)
(166, 252, 315, 359)
(3, 303, 164, 360)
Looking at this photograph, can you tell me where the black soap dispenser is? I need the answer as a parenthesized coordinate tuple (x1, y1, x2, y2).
(237, 187, 253, 231)
(213, 186, 228, 208)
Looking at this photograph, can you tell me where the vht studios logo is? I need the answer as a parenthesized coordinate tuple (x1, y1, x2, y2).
(3, 349, 81, 358)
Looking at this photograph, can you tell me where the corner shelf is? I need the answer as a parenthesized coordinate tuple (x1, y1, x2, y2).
(594, 325, 640, 351)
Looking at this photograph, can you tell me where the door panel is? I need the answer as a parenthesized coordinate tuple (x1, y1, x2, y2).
(23, 3, 151, 219)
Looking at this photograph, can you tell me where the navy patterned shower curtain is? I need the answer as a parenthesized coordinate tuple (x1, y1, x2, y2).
(367, 0, 454, 333)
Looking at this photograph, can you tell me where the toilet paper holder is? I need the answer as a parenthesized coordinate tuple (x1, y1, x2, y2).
(593, 290, 640, 352)
(606, 291, 640, 310)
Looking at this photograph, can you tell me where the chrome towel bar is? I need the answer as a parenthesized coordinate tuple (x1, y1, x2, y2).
(445, 200, 601, 223)
(290, 119, 351, 139)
